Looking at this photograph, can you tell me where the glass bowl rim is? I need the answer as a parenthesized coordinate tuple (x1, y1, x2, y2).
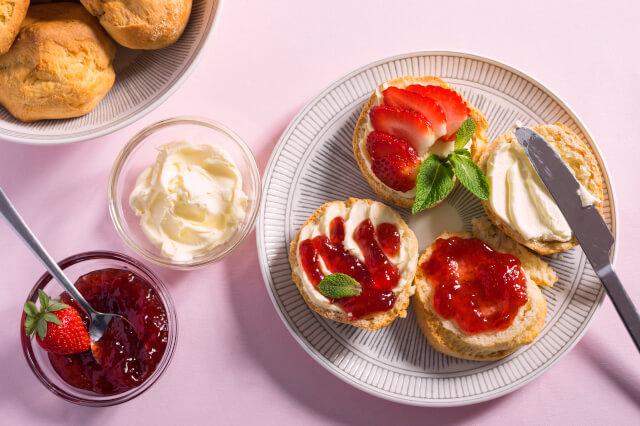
(108, 116, 262, 270)
(20, 250, 178, 406)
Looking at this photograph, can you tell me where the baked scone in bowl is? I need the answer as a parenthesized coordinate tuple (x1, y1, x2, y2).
(0, 0, 221, 144)
(353, 76, 489, 208)
(289, 198, 418, 330)
(478, 123, 605, 255)
(412, 218, 554, 361)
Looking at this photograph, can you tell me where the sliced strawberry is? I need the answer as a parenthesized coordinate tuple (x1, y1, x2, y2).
(382, 87, 448, 139)
(366, 131, 417, 161)
(370, 154, 420, 192)
(406, 85, 470, 140)
(369, 105, 436, 156)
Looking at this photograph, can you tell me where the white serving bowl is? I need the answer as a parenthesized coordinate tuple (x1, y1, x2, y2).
(0, 0, 222, 145)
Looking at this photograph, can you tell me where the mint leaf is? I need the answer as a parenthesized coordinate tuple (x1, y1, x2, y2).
(454, 148, 472, 158)
(454, 117, 476, 150)
(317, 273, 362, 299)
(412, 154, 455, 214)
(449, 153, 490, 200)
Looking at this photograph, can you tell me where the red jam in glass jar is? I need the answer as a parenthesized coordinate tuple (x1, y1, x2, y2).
(48, 268, 168, 394)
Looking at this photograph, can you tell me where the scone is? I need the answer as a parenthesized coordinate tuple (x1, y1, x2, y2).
(0, 0, 29, 55)
(478, 123, 604, 255)
(412, 218, 552, 361)
(353, 76, 489, 208)
(80, 0, 192, 50)
(0, 3, 116, 122)
(289, 198, 419, 330)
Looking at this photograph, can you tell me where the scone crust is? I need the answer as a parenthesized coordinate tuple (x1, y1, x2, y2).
(0, 3, 116, 122)
(478, 123, 605, 255)
(80, 0, 192, 49)
(0, 0, 29, 55)
(288, 198, 419, 331)
(413, 229, 547, 361)
(352, 76, 489, 208)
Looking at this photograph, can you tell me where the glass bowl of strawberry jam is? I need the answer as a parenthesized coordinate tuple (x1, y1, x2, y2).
(20, 251, 177, 406)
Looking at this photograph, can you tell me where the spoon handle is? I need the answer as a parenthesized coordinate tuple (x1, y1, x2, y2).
(0, 188, 96, 316)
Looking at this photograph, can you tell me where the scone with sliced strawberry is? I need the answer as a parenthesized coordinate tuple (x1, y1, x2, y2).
(353, 76, 490, 211)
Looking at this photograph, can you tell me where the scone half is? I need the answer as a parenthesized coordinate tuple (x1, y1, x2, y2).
(478, 123, 605, 255)
(289, 198, 418, 330)
(413, 219, 550, 361)
(353, 76, 489, 208)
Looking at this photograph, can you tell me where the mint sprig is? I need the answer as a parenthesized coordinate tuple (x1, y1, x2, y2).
(412, 155, 454, 214)
(317, 273, 362, 299)
(412, 118, 490, 213)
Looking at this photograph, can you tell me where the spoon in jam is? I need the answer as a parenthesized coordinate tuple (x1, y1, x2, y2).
(0, 189, 147, 377)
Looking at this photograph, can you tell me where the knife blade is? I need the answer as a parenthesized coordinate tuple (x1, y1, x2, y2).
(515, 127, 640, 352)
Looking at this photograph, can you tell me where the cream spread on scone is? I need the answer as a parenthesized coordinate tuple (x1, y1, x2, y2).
(129, 141, 248, 261)
(295, 199, 415, 313)
(485, 140, 598, 242)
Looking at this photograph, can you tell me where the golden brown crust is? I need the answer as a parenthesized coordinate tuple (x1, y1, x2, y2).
(80, 0, 192, 50)
(0, 3, 116, 122)
(352, 76, 489, 208)
(0, 0, 30, 55)
(478, 123, 605, 255)
(412, 223, 548, 361)
(288, 198, 419, 330)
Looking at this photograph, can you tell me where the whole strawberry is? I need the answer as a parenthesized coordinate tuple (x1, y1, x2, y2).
(24, 290, 91, 355)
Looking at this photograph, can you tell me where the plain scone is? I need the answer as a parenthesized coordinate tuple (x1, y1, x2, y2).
(80, 0, 192, 50)
(478, 123, 605, 255)
(289, 198, 419, 331)
(353, 76, 489, 208)
(0, 3, 116, 122)
(0, 0, 29, 55)
(412, 218, 554, 361)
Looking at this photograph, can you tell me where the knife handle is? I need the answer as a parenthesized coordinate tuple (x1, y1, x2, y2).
(599, 264, 640, 352)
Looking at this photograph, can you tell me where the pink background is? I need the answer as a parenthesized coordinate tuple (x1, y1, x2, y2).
(1, 0, 639, 424)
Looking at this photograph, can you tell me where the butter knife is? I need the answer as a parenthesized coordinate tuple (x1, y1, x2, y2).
(515, 127, 640, 352)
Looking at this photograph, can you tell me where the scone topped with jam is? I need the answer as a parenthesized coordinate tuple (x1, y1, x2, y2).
(289, 198, 418, 330)
(412, 218, 554, 361)
(353, 76, 489, 210)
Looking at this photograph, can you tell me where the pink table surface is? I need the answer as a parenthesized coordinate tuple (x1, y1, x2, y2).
(1, 1, 639, 424)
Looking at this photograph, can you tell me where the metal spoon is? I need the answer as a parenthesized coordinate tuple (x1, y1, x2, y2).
(0, 188, 146, 371)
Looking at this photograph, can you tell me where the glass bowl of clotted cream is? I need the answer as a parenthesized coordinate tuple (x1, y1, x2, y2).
(109, 117, 261, 269)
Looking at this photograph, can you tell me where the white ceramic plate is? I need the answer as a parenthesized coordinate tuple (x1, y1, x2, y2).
(256, 51, 617, 406)
(0, 0, 222, 145)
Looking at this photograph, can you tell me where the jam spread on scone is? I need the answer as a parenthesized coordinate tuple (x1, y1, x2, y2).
(299, 217, 401, 319)
(367, 85, 470, 191)
(422, 237, 528, 334)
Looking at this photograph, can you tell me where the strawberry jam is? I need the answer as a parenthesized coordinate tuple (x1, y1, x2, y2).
(423, 237, 528, 334)
(48, 268, 168, 395)
(299, 217, 400, 319)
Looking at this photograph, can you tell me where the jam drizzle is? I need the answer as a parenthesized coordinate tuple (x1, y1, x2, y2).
(423, 237, 528, 334)
(299, 217, 400, 319)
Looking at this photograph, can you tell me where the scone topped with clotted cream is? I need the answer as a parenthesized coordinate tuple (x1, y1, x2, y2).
(478, 123, 604, 255)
